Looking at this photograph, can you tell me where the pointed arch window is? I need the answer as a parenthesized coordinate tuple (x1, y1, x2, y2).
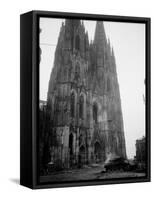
(71, 92, 75, 118)
(69, 133, 73, 156)
(79, 95, 84, 119)
(75, 35, 80, 51)
(75, 63, 80, 80)
(75, 63, 80, 74)
(93, 103, 98, 124)
(107, 77, 111, 92)
(53, 98, 58, 123)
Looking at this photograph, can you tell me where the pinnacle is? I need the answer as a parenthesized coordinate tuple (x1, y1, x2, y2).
(65, 19, 81, 28)
(94, 21, 107, 46)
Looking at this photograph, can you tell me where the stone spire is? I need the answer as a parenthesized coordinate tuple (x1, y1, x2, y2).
(65, 19, 81, 28)
(94, 21, 107, 46)
(93, 21, 107, 68)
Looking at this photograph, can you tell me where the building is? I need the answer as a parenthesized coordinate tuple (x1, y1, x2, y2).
(135, 136, 146, 163)
(39, 100, 47, 111)
(42, 19, 126, 169)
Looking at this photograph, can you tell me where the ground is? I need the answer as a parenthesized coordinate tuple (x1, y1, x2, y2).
(40, 164, 145, 183)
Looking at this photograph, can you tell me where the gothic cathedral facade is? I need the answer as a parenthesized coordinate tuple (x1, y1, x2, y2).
(45, 19, 126, 169)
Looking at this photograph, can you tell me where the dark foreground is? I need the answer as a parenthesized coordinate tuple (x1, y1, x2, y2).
(40, 164, 145, 183)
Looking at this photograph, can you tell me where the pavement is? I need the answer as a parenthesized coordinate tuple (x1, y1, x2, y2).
(40, 164, 145, 183)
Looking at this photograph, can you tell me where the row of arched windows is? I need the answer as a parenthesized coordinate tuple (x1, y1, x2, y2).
(71, 93, 84, 119)
(70, 92, 98, 123)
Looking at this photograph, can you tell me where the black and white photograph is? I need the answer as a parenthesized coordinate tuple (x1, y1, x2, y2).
(0, 0, 153, 197)
(38, 16, 148, 184)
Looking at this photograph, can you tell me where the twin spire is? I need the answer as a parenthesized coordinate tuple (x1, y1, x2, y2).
(58, 19, 115, 69)
(64, 19, 114, 53)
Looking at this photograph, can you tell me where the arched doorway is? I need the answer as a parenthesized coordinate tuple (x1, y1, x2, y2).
(93, 103, 98, 124)
(69, 133, 74, 166)
(78, 145, 86, 167)
(94, 142, 102, 163)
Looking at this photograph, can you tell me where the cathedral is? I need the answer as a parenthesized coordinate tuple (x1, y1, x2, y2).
(44, 19, 126, 169)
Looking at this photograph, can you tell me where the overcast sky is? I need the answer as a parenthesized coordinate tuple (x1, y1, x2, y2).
(39, 17, 145, 159)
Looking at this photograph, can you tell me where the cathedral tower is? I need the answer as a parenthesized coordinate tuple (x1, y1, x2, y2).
(46, 19, 126, 169)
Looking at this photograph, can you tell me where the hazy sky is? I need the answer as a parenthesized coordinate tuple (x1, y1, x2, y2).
(40, 18, 145, 159)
